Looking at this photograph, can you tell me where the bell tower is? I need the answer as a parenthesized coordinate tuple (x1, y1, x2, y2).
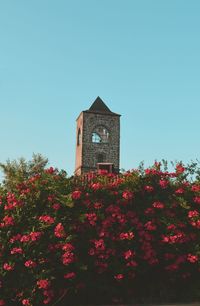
(75, 97, 121, 175)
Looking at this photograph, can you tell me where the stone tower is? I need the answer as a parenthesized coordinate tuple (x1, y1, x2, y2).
(75, 97, 121, 175)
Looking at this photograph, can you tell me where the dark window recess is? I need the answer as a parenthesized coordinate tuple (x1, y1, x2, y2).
(97, 154, 104, 163)
(77, 129, 81, 146)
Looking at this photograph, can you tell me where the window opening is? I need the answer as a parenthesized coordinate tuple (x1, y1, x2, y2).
(77, 129, 81, 146)
(92, 132, 102, 143)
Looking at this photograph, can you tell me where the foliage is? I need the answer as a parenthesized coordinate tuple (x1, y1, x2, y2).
(0, 161, 200, 305)
(0, 154, 48, 191)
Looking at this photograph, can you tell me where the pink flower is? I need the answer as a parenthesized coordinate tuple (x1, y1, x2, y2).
(119, 232, 134, 240)
(187, 254, 198, 263)
(71, 190, 81, 200)
(64, 272, 76, 279)
(3, 263, 14, 271)
(145, 221, 157, 231)
(54, 223, 66, 238)
(152, 201, 164, 209)
(192, 185, 200, 192)
(91, 183, 101, 190)
(2, 215, 15, 226)
(37, 279, 50, 289)
(175, 188, 184, 194)
(86, 213, 97, 226)
(10, 247, 23, 255)
(159, 180, 168, 189)
(29, 231, 42, 241)
(144, 185, 154, 192)
(94, 239, 105, 251)
(123, 250, 135, 260)
(188, 210, 199, 218)
(22, 299, 31, 305)
(39, 215, 55, 224)
(24, 260, 37, 268)
(52, 203, 60, 210)
(62, 252, 75, 265)
(176, 163, 185, 174)
(62, 243, 74, 252)
(193, 196, 200, 204)
(122, 191, 134, 200)
(0, 300, 5, 306)
(114, 274, 124, 281)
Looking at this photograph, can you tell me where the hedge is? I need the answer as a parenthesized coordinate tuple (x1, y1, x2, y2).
(0, 162, 200, 305)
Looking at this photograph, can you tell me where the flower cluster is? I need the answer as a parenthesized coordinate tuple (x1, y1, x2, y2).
(0, 162, 200, 305)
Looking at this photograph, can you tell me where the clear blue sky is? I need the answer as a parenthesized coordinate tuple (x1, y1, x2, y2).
(0, 0, 200, 177)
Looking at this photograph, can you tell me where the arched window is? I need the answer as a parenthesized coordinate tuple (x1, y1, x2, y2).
(77, 128, 81, 145)
(92, 132, 101, 143)
(92, 126, 109, 143)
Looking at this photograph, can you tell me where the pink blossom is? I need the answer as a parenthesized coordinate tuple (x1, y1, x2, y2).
(193, 196, 200, 204)
(152, 201, 164, 209)
(22, 299, 31, 305)
(64, 272, 76, 279)
(10, 247, 23, 255)
(3, 263, 14, 271)
(144, 185, 154, 192)
(71, 190, 82, 200)
(24, 260, 37, 268)
(54, 223, 66, 238)
(114, 274, 124, 281)
(39, 215, 55, 224)
(187, 254, 198, 263)
(122, 190, 134, 200)
(37, 279, 50, 289)
(159, 180, 169, 189)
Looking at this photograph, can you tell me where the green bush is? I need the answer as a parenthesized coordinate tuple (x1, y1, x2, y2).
(0, 161, 200, 305)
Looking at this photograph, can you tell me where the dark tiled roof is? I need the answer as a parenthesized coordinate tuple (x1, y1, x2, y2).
(86, 97, 120, 116)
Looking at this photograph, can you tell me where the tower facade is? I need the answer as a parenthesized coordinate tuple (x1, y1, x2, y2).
(75, 97, 120, 175)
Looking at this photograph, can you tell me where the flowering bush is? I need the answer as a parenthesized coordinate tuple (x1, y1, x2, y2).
(0, 162, 200, 305)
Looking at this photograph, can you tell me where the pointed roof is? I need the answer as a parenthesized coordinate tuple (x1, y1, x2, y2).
(85, 96, 120, 116)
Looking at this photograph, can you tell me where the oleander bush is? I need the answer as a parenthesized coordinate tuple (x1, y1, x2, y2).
(0, 161, 200, 305)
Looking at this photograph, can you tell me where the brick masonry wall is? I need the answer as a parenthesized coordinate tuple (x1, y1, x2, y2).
(82, 112, 120, 173)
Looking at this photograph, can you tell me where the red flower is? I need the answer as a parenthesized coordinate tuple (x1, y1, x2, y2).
(91, 183, 102, 190)
(37, 279, 50, 289)
(175, 188, 184, 194)
(71, 190, 82, 200)
(114, 274, 124, 281)
(3, 263, 14, 271)
(39, 215, 55, 224)
(86, 213, 97, 226)
(64, 272, 76, 279)
(145, 221, 157, 231)
(54, 223, 66, 238)
(10, 247, 23, 255)
(176, 163, 185, 174)
(2, 215, 15, 227)
(62, 251, 75, 265)
(193, 196, 200, 204)
(188, 210, 199, 218)
(119, 232, 134, 240)
(24, 260, 37, 268)
(152, 201, 164, 209)
(159, 180, 168, 189)
(144, 185, 154, 192)
(123, 250, 135, 260)
(0, 300, 5, 306)
(187, 254, 198, 263)
(22, 299, 31, 305)
(52, 203, 60, 210)
(192, 185, 200, 192)
(122, 191, 134, 200)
